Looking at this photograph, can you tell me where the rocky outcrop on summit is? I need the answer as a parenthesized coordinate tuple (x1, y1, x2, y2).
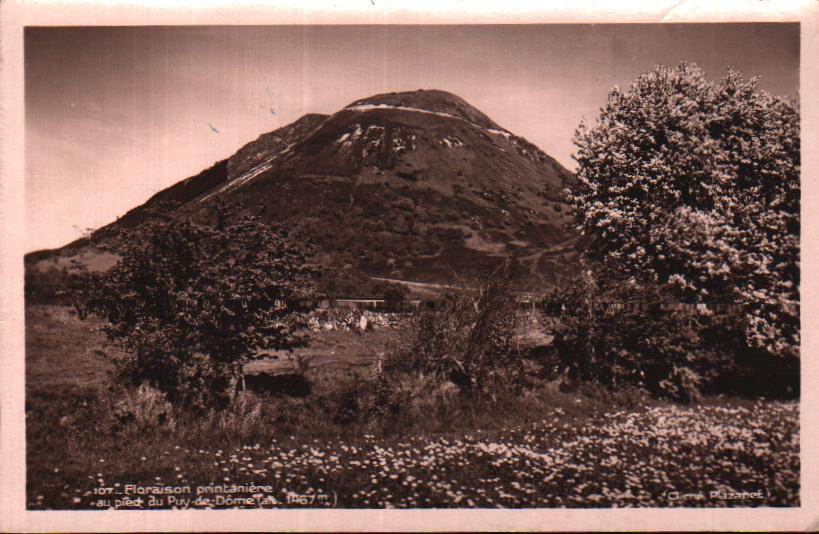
(346, 89, 504, 131)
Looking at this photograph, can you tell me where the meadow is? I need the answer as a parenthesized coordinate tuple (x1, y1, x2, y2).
(26, 305, 800, 509)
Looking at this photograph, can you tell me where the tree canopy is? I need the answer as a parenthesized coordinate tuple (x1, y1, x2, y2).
(79, 209, 320, 409)
(570, 63, 799, 358)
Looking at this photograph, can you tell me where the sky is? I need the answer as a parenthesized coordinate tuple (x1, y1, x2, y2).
(25, 24, 799, 252)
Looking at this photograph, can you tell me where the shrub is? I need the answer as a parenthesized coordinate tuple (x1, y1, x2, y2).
(382, 285, 409, 310)
(76, 207, 319, 410)
(540, 269, 743, 402)
(383, 260, 523, 398)
(25, 264, 90, 305)
(111, 383, 175, 432)
(361, 372, 463, 435)
(317, 268, 409, 300)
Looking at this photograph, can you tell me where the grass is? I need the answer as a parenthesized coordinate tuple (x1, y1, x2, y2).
(25, 305, 120, 389)
(25, 304, 800, 509)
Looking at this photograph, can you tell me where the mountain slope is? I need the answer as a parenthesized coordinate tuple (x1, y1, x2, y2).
(28, 89, 580, 289)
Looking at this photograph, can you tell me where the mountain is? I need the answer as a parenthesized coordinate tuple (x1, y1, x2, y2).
(27, 89, 580, 291)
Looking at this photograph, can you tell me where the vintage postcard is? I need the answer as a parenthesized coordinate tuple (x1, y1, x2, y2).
(1, 1, 818, 531)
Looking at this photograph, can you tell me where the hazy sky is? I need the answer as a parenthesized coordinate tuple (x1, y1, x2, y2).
(25, 24, 799, 252)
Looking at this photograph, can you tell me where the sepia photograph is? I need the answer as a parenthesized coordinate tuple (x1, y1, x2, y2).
(2, 2, 818, 531)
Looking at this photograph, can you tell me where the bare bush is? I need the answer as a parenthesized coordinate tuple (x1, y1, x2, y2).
(383, 260, 524, 398)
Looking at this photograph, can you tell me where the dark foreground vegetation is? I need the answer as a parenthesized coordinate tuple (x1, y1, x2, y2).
(26, 298, 799, 509)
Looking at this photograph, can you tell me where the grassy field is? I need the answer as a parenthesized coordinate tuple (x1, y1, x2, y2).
(25, 304, 800, 509)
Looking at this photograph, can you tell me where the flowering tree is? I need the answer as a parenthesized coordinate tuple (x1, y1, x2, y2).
(570, 63, 799, 358)
(78, 209, 319, 409)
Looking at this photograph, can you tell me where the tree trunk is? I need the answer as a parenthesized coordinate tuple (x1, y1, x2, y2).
(228, 363, 246, 403)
